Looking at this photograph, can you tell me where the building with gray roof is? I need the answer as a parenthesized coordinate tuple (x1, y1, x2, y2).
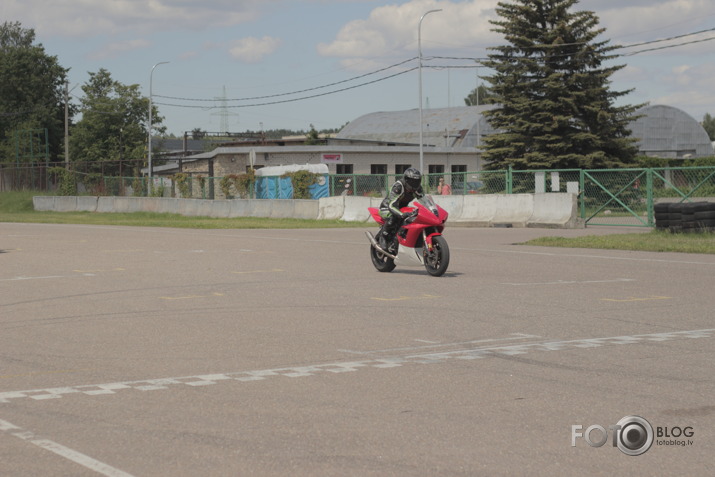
(151, 103, 713, 193)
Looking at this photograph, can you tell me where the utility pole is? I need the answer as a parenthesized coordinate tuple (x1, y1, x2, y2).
(64, 81, 70, 169)
(418, 9, 442, 175)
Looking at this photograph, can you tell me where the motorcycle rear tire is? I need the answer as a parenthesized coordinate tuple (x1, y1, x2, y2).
(424, 235, 450, 277)
(370, 241, 396, 273)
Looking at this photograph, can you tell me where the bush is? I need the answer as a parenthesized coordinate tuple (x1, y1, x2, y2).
(48, 167, 77, 196)
(283, 170, 318, 199)
(172, 172, 190, 198)
(232, 171, 255, 198)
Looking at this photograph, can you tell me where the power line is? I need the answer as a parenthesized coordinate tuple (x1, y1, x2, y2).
(154, 57, 417, 103)
(155, 67, 417, 109)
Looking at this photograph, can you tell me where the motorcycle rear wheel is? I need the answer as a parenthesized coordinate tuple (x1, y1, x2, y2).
(424, 235, 450, 277)
(369, 235, 396, 272)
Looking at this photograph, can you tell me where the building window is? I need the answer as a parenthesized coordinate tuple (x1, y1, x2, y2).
(336, 164, 353, 174)
(395, 164, 411, 175)
(428, 165, 444, 189)
(371, 164, 387, 175)
(451, 165, 467, 192)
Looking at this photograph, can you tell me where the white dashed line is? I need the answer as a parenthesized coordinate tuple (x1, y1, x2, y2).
(1, 329, 712, 405)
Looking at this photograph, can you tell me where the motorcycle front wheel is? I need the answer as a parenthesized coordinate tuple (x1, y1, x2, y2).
(424, 235, 450, 277)
(369, 234, 396, 272)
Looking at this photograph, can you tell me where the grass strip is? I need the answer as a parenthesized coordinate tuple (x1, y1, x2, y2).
(523, 230, 715, 254)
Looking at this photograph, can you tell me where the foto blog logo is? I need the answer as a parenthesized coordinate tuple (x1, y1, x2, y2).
(571, 415, 654, 456)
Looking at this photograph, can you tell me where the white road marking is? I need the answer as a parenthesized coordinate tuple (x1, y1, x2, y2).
(501, 278, 636, 286)
(1, 275, 66, 282)
(1, 329, 712, 405)
(454, 246, 715, 266)
(339, 333, 541, 355)
(0, 418, 134, 477)
(602, 295, 671, 302)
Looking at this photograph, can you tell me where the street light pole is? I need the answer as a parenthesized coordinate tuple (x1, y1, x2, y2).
(418, 9, 441, 175)
(148, 61, 169, 191)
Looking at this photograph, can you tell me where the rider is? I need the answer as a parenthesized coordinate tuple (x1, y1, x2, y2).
(379, 167, 424, 248)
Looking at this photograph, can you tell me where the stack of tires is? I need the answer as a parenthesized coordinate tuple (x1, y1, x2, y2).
(655, 202, 715, 232)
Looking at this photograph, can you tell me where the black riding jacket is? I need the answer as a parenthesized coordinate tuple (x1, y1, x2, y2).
(379, 179, 424, 218)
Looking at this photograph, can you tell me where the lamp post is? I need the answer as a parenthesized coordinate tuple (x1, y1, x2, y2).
(148, 61, 169, 191)
(418, 9, 441, 175)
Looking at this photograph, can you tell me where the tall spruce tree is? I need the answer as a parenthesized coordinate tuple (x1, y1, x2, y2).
(481, 0, 642, 170)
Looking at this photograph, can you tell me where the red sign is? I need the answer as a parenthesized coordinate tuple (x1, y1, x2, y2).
(321, 153, 343, 163)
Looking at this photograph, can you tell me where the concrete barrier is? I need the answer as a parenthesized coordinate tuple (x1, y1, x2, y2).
(250, 199, 272, 218)
(158, 198, 181, 215)
(529, 193, 582, 228)
(229, 200, 252, 218)
(195, 200, 215, 217)
(460, 195, 497, 225)
(113, 197, 144, 213)
(294, 200, 320, 220)
(32, 196, 55, 211)
(341, 196, 372, 222)
(76, 196, 98, 212)
(54, 196, 78, 212)
(270, 200, 295, 219)
(96, 197, 115, 213)
(493, 194, 534, 226)
(317, 196, 344, 220)
(209, 200, 231, 218)
(433, 195, 464, 222)
(32, 193, 582, 228)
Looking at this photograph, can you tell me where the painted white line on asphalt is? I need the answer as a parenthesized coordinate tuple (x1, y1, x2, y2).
(0, 418, 134, 477)
(501, 278, 636, 286)
(1, 329, 713, 405)
(339, 333, 542, 355)
(453, 246, 715, 266)
(0, 274, 95, 282)
(0, 275, 65, 282)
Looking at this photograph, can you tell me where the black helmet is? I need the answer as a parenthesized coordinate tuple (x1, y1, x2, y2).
(403, 168, 422, 191)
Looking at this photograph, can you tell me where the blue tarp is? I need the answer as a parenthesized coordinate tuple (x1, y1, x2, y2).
(254, 164, 330, 199)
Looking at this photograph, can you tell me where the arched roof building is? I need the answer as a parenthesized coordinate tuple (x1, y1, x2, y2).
(332, 104, 714, 158)
(628, 105, 713, 158)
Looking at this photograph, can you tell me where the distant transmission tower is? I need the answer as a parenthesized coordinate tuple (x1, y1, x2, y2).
(211, 85, 238, 135)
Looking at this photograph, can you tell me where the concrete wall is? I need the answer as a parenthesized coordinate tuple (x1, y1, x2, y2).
(33, 193, 582, 228)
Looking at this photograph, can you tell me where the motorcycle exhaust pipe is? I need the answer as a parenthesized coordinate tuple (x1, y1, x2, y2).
(365, 231, 397, 260)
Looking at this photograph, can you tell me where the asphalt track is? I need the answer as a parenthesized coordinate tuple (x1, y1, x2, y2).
(1, 222, 713, 476)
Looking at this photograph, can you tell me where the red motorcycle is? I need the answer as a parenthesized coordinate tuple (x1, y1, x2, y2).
(366, 195, 450, 277)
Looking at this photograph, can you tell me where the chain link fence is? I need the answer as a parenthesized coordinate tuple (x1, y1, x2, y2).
(4, 164, 714, 227)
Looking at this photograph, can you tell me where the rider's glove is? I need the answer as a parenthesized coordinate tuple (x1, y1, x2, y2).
(403, 209, 419, 223)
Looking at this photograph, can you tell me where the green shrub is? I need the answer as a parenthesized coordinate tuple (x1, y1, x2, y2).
(283, 170, 318, 199)
(48, 167, 77, 196)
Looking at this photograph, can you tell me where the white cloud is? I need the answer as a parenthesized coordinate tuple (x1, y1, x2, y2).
(317, 0, 500, 71)
(2, 0, 267, 37)
(228, 36, 283, 63)
(585, 0, 714, 43)
(88, 38, 151, 60)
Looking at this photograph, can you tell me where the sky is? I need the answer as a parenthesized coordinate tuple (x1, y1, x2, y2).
(3, 0, 715, 137)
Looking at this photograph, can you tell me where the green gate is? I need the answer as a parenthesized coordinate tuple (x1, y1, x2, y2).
(582, 167, 715, 227)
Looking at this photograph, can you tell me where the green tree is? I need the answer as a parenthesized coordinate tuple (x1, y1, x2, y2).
(70, 69, 164, 175)
(304, 123, 323, 145)
(702, 113, 715, 141)
(481, 0, 642, 170)
(464, 84, 496, 106)
(0, 22, 69, 164)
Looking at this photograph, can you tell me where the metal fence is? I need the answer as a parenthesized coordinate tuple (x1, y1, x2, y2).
(3, 164, 714, 227)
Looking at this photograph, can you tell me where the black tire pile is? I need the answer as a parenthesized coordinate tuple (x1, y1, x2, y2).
(655, 202, 715, 233)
